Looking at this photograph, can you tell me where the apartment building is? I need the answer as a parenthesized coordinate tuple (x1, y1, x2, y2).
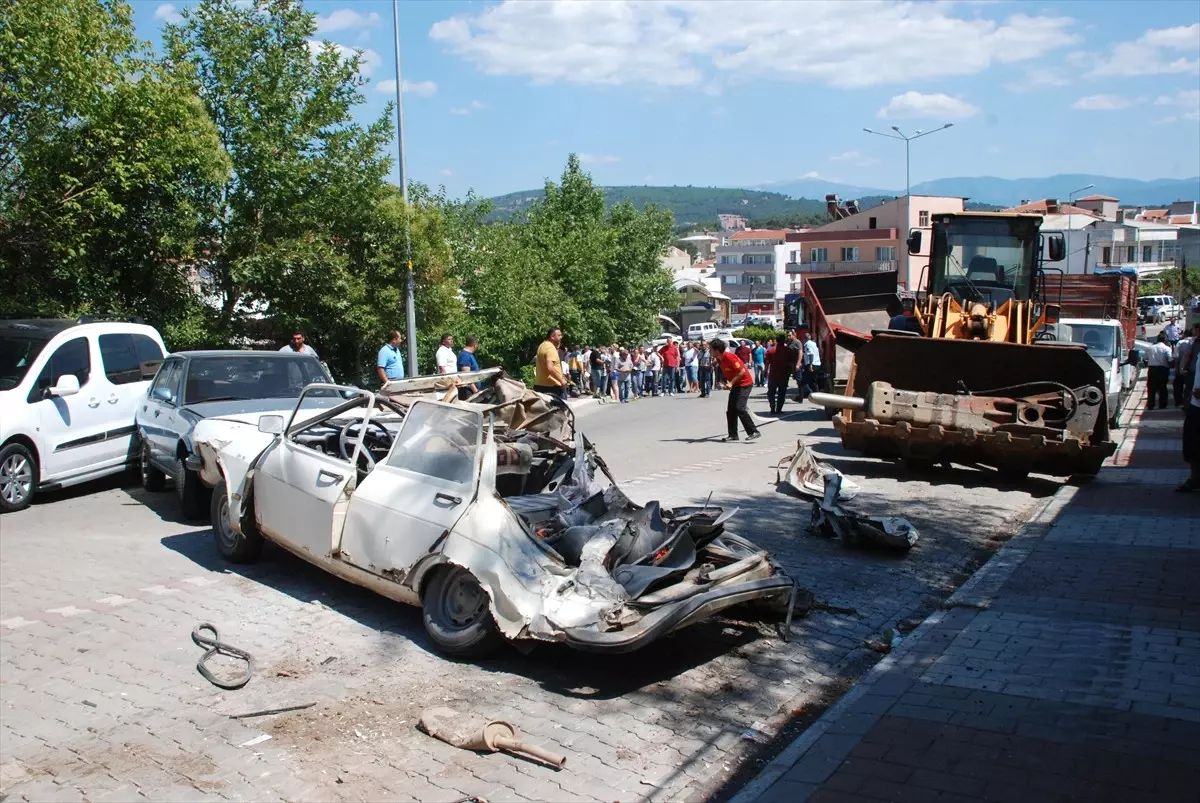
(713, 229, 790, 317)
(784, 195, 965, 290)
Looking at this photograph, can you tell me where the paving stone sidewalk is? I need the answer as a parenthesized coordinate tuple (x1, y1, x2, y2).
(739, 382, 1200, 803)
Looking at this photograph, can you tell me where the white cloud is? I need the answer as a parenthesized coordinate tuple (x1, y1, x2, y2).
(429, 1, 1078, 88)
(1071, 94, 1136, 111)
(829, 150, 880, 168)
(374, 79, 438, 97)
(877, 91, 979, 120)
(449, 100, 488, 115)
(830, 150, 860, 162)
(1005, 68, 1070, 92)
(316, 9, 383, 34)
(1155, 89, 1200, 121)
(154, 3, 181, 23)
(1088, 24, 1200, 77)
(578, 154, 620, 164)
(307, 41, 382, 77)
(800, 171, 821, 179)
(439, 168, 453, 176)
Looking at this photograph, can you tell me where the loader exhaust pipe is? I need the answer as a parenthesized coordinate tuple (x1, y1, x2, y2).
(810, 392, 864, 411)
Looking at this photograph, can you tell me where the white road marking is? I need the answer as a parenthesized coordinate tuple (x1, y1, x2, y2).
(0, 617, 39, 629)
(45, 606, 93, 617)
(95, 595, 138, 606)
(140, 585, 180, 595)
(181, 576, 219, 587)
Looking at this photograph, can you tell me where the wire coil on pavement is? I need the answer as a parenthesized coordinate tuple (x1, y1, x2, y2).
(191, 623, 255, 690)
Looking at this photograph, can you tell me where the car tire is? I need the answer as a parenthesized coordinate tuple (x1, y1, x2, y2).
(422, 566, 505, 658)
(211, 482, 263, 563)
(175, 454, 209, 520)
(141, 442, 167, 492)
(0, 442, 38, 514)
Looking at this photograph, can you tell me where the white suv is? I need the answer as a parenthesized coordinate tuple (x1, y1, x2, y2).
(0, 319, 166, 512)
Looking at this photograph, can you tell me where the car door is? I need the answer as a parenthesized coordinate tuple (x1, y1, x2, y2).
(140, 359, 183, 467)
(32, 335, 116, 481)
(338, 401, 482, 577)
(252, 386, 371, 559)
(99, 333, 165, 465)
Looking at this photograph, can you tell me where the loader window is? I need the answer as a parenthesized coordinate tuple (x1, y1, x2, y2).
(931, 218, 1037, 303)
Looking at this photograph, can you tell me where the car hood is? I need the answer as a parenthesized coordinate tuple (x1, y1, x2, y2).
(182, 397, 301, 423)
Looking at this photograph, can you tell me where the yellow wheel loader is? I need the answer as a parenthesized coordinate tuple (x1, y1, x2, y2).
(812, 212, 1117, 478)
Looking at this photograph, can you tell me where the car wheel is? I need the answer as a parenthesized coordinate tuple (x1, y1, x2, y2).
(175, 454, 209, 520)
(0, 443, 37, 513)
(141, 442, 166, 492)
(422, 566, 504, 658)
(211, 483, 263, 563)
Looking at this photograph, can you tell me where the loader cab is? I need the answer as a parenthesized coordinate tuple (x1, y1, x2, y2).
(924, 213, 1042, 308)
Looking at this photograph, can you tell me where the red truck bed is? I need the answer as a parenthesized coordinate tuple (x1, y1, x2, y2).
(1050, 272, 1138, 351)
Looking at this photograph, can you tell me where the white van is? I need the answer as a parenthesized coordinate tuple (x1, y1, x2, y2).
(0, 318, 167, 512)
(686, 322, 720, 341)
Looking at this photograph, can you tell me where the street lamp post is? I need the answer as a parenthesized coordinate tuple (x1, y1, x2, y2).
(392, 0, 418, 376)
(862, 123, 954, 199)
(1066, 183, 1094, 274)
(862, 123, 954, 291)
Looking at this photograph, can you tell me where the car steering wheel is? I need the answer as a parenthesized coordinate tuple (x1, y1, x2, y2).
(338, 420, 392, 471)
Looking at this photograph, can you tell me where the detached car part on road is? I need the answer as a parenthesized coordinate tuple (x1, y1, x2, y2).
(192, 371, 794, 656)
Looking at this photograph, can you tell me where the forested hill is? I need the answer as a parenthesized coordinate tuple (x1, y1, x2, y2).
(487, 185, 999, 230)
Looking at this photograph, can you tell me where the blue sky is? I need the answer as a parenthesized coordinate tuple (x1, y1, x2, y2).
(133, 0, 1200, 198)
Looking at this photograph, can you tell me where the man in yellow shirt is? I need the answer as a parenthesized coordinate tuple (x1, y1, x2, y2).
(533, 326, 567, 399)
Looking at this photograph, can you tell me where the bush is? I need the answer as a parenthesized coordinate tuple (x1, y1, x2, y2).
(518, 364, 537, 387)
(733, 325, 783, 343)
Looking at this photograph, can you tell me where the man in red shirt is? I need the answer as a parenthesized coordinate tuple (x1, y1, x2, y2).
(766, 333, 797, 414)
(736, 340, 753, 363)
(659, 337, 681, 397)
(711, 339, 760, 442)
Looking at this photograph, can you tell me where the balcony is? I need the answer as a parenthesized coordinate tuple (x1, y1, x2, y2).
(785, 260, 897, 274)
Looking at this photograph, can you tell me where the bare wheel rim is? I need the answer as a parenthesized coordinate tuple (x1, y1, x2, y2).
(1, 454, 33, 505)
(440, 572, 489, 629)
(214, 494, 238, 550)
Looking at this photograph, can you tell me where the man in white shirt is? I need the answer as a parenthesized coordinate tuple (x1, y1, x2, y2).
(1174, 325, 1198, 407)
(280, 330, 318, 357)
(798, 330, 824, 402)
(434, 333, 457, 375)
(1164, 320, 1181, 347)
(1145, 332, 1173, 410)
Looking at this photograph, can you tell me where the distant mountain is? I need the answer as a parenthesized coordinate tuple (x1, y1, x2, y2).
(487, 185, 829, 229)
(755, 174, 1200, 207)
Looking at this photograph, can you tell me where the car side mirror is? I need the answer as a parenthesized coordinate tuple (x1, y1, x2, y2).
(151, 386, 173, 403)
(49, 374, 80, 398)
(1045, 234, 1065, 262)
(258, 414, 285, 435)
(906, 229, 922, 255)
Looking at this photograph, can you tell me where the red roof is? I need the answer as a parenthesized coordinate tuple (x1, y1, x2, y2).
(730, 229, 787, 241)
(1077, 194, 1118, 202)
(1169, 215, 1194, 225)
(1002, 200, 1099, 217)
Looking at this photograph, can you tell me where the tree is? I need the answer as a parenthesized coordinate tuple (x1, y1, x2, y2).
(675, 240, 699, 261)
(163, 0, 392, 370)
(0, 0, 229, 338)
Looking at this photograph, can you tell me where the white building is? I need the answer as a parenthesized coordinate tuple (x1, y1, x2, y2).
(713, 229, 791, 317)
(660, 245, 693, 275)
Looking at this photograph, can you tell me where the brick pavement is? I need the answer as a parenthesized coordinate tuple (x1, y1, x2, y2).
(739, 381, 1200, 803)
(0, 391, 1049, 803)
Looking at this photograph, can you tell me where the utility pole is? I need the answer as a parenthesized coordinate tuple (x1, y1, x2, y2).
(1067, 183, 1094, 274)
(863, 123, 954, 290)
(392, 0, 417, 375)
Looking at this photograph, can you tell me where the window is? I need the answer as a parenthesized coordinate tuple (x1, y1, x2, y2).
(1126, 246, 1136, 262)
(810, 247, 828, 262)
(1143, 245, 1153, 262)
(720, 255, 735, 264)
(790, 250, 798, 263)
(0, 335, 50, 391)
(34, 337, 90, 393)
(1102, 246, 1111, 264)
(841, 247, 859, 262)
(724, 274, 740, 285)
(918, 210, 929, 227)
(99, 333, 163, 385)
(386, 403, 480, 485)
(182, 355, 331, 404)
(150, 360, 183, 403)
(869, 217, 877, 230)
(876, 246, 896, 261)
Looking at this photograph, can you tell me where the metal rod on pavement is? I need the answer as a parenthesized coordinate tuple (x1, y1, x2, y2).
(392, 0, 418, 376)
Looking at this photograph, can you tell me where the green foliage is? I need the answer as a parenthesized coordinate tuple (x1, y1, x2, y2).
(0, 0, 230, 327)
(733, 325, 783, 343)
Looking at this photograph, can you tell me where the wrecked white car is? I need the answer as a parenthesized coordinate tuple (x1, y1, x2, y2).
(193, 370, 794, 657)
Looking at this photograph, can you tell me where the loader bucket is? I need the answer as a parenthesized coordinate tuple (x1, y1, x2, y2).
(835, 334, 1115, 477)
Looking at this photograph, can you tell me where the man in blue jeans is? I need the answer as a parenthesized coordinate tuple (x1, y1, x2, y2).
(752, 340, 767, 386)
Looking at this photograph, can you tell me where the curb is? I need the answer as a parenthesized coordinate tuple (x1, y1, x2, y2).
(728, 469, 1079, 803)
